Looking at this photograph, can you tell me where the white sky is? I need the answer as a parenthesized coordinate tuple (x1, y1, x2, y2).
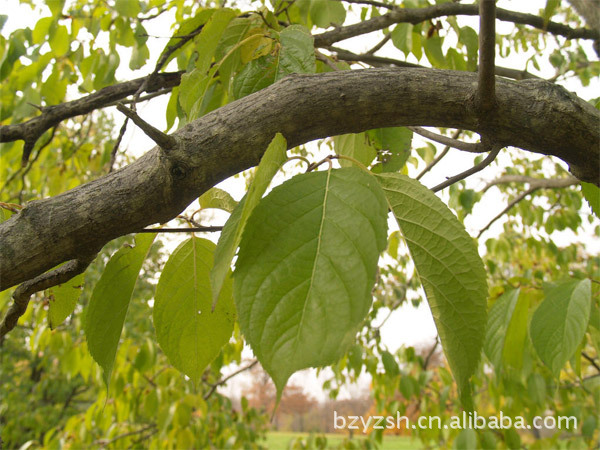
(2, 0, 598, 401)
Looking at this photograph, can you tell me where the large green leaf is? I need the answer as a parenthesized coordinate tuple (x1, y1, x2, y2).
(234, 167, 388, 394)
(48, 271, 85, 329)
(309, 0, 346, 28)
(530, 279, 592, 376)
(85, 233, 156, 386)
(376, 173, 488, 407)
(233, 54, 277, 99)
(581, 182, 600, 219)
(153, 237, 235, 383)
(211, 133, 287, 305)
(194, 8, 236, 74)
(333, 132, 377, 168)
(368, 127, 413, 173)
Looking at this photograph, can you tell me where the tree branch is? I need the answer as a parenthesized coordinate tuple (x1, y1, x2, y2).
(478, 0, 496, 113)
(0, 252, 96, 340)
(116, 103, 178, 151)
(416, 129, 462, 181)
(313, 3, 599, 48)
(204, 360, 258, 400)
(409, 127, 484, 153)
(0, 68, 597, 292)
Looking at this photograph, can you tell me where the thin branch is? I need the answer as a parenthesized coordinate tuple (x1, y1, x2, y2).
(108, 117, 129, 173)
(366, 33, 391, 55)
(137, 226, 223, 233)
(337, 0, 397, 10)
(431, 144, 502, 193)
(94, 424, 157, 447)
(0, 252, 97, 340)
(204, 360, 258, 400)
(315, 49, 342, 71)
(476, 176, 578, 237)
(327, 46, 539, 80)
(105, 87, 173, 108)
(478, 0, 496, 113)
(409, 127, 484, 153)
(582, 352, 600, 373)
(416, 129, 462, 181)
(116, 103, 178, 151)
(314, 3, 598, 48)
(422, 339, 439, 370)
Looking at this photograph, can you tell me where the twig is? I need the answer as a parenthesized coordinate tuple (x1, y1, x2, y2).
(108, 117, 129, 173)
(477, 187, 536, 238)
(582, 352, 600, 373)
(336, 0, 397, 9)
(409, 127, 484, 153)
(366, 34, 391, 55)
(203, 360, 258, 400)
(116, 103, 178, 151)
(94, 424, 157, 447)
(422, 339, 439, 370)
(0, 252, 97, 340)
(431, 145, 502, 193)
(137, 226, 223, 233)
(315, 50, 342, 71)
(478, 0, 497, 113)
(416, 129, 461, 180)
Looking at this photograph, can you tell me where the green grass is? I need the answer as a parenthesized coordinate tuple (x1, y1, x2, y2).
(264, 431, 420, 449)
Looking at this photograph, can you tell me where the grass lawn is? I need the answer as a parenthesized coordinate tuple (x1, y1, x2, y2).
(265, 431, 420, 449)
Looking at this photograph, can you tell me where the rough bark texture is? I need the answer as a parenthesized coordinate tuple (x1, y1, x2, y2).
(1, 68, 598, 291)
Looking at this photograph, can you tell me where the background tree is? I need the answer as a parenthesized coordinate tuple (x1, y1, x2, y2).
(0, 0, 598, 448)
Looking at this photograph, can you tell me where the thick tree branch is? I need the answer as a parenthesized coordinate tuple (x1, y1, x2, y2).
(313, 3, 599, 47)
(0, 68, 598, 291)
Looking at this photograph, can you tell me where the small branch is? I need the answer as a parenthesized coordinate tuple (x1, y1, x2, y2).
(409, 127, 485, 153)
(477, 186, 536, 238)
(422, 338, 439, 370)
(478, 0, 497, 113)
(116, 103, 178, 151)
(204, 360, 258, 400)
(416, 129, 462, 181)
(108, 118, 129, 173)
(315, 49, 342, 71)
(94, 424, 157, 447)
(366, 33, 391, 55)
(0, 252, 97, 340)
(431, 144, 502, 193)
(137, 226, 223, 233)
(337, 0, 397, 10)
(582, 352, 600, 373)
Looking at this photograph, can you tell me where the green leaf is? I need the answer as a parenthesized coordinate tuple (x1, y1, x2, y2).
(215, 17, 255, 86)
(391, 23, 413, 56)
(453, 429, 477, 450)
(233, 54, 277, 99)
(502, 290, 530, 370)
(115, 0, 140, 17)
(376, 173, 488, 407)
(530, 279, 592, 375)
(234, 167, 388, 394)
(153, 237, 235, 383)
(368, 127, 413, 173)
(211, 133, 287, 306)
(581, 182, 600, 219)
(48, 271, 85, 329)
(276, 25, 315, 80)
(484, 289, 520, 369)
(194, 8, 236, 74)
(0, 15, 7, 33)
(424, 35, 446, 68)
(198, 187, 238, 213)
(382, 351, 400, 377)
(32, 17, 54, 44)
(543, 0, 560, 24)
(309, 0, 346, 28)
(85, 233, 155, 386)
(333, 133, 377, 168)
(49, 25, 69, 56)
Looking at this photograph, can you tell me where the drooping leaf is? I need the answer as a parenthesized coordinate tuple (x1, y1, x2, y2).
(48, 271, 85, 329)
(198, 187, 238, 213)
(381, 351, 400, 377)
(530, 279, 592, 376)
(154, 237, 235, 383)
(211, 133, 287, 305)
(391, 23, 413, 56)
(333, 132, 377, 168)
(581, 182, 600, 219)
(194, 8, 237, 74)
(234, 167, 388, 395)
(376, 173, 488, 408)
(368, 127, 413, 173)
(276, 25, 315, 80)
(85, 233, 156, 386)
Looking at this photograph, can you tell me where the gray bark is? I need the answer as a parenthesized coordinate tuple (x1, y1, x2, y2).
(1, 68, 598, 291)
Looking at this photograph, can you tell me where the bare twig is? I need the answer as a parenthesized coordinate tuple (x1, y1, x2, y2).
(203, 360, 259, 400)
(478, 0, 497, 113)
(336, 0, 397, 9)
(477, 186, 536, 238)
(116, 103, 178, 151)
(137, 226, 224, 233)
(431, 145, 502, 193)
(582, 352, 600, 373)
(416, 129, 462, 181)
(410, 127, 484, 153)
(422, 339, 439, 370)
(108, 118, 129, 173)
(366, 33, 391, 55)
(315, 49, 342, 71)
(0, 252, 97, 340)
